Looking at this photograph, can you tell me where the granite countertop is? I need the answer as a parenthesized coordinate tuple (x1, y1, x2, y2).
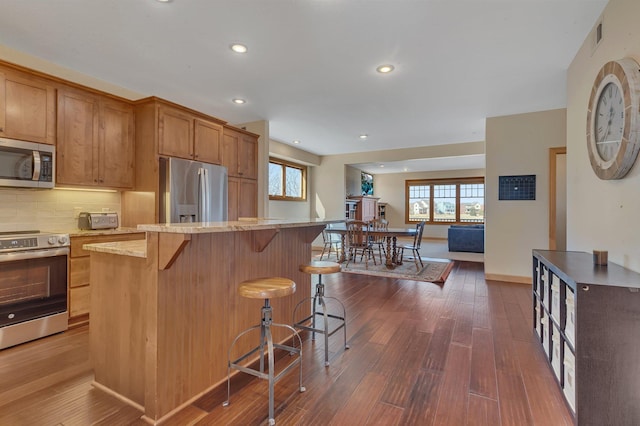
(137, 218, 343, 234)
(83, 239, 147, 258)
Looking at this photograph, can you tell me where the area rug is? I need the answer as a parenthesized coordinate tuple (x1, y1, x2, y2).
(314, 254, 454, 284)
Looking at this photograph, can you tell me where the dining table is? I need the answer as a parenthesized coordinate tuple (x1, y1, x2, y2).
(324, 223, 417, 269)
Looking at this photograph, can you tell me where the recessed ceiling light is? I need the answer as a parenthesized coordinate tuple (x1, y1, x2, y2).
(359, 134, 368, 139)
(293, 140, 301, 144)
(156, 0, 172, 3)
(376, 64, 395, 73)
(232, 98, 246, 104)
(230, 44, 248, 53)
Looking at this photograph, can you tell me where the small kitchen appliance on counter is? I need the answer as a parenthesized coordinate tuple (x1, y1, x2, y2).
(78, 212, 119, 230)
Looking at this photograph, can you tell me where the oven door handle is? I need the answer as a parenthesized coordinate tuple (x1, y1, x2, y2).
(0, 247, 69, 262)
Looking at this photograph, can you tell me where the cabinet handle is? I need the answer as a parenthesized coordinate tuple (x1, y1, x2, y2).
(582, 285, 589, 292)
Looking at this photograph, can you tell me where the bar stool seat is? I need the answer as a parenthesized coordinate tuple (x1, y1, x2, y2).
(239, 277, 297, 299)
(223, 277, 305, 425)
(294, 260, 349, 366)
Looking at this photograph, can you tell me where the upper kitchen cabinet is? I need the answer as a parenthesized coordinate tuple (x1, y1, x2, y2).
(222, 126, 258, 179)
(57, 88, 134, 189)
(158, 104, 223, 164)
(0, 68, 56, 144)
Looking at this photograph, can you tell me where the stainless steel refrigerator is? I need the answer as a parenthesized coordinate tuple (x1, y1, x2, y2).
(159, 157, 228, 223)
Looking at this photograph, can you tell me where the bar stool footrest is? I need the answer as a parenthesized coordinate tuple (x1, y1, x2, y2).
(294, 313, 347, 338)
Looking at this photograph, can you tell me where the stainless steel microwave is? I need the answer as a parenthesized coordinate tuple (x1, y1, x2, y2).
(0, 137, 55, 188)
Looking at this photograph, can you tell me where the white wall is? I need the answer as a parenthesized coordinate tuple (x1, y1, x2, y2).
(345, 165, 362, 198)
(267, 139, 321, 219)
(485, 109, 566, 280)
(567, 0, 640, 272)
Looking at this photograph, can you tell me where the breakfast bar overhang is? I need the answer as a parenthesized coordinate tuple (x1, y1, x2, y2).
(84, 219, 337, 424)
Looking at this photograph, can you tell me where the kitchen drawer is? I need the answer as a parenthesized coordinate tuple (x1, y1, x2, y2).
(70, 285, 90, 318)
(71, 232, 145, 257)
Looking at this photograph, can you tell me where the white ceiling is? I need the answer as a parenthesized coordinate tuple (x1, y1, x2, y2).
(0, 0, 607, 172)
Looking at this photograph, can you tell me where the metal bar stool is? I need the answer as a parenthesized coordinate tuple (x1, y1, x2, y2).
(223, 277, 305, 425)
(293, 260, 349, 366)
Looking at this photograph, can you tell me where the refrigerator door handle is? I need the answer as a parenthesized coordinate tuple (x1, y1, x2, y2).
(199, 167, 210, 221)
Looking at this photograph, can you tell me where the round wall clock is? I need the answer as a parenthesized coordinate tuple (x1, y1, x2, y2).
(586, 57, 640, 180)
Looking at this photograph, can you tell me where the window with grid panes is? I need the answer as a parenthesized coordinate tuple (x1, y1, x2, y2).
(268, 157, 307, 201)
(405, 177, 484, 224)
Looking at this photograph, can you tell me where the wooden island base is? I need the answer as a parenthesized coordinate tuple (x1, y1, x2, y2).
(86, 221, 328, 424)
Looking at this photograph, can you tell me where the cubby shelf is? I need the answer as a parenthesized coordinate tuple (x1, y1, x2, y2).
(532, 250, 640, 425)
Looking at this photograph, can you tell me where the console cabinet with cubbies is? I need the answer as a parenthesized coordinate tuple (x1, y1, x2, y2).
(532, 250, 640, 425)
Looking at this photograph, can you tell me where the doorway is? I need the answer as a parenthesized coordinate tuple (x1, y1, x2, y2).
(549, 147, 566, 250)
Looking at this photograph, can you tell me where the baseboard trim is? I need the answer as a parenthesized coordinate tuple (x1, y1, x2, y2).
(485, 273, 531, 285)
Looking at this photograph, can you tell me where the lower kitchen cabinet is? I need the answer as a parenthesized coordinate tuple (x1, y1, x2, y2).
(532, 250, 640, 425)
(69, 232, 144, 327)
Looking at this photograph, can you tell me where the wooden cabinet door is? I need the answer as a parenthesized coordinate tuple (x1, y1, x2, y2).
(57, 89, 99, 186)
(222, 129, 240, 177)
(0, 69, 56, 144)
(228, 177, 257, 221)
(99, 99, 134, 188)
(228, 176, 240, 221)
(158, 106, 193, 159)
(363, 198, 378, 221)
(239, 178, 258, 218)
(238, 134, 258, 179)
(194, 117, 222, 164)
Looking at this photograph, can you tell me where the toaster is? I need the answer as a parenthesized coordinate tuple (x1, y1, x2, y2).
(78, 212, 119, 230)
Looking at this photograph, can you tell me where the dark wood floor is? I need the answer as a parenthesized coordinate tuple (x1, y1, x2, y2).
(0, 260, 573, 425)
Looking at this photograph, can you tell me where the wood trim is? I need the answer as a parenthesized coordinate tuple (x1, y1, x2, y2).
(132, 97, 228, 126)
(223, 122, 260, 137)
(0, 60, 236, 130)
(0, 58, 134, 104)
(91, 380, 145, 412)
(302, 225, 325, 244)
(248, 229, 279, 252)
(158, 233, 191, 270)
(548, 147, 566, 250)
(68, 313, 89, 329)
(484, 273, 531, 285)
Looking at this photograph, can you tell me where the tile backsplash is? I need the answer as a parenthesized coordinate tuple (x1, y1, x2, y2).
(0, 188, 121, 232)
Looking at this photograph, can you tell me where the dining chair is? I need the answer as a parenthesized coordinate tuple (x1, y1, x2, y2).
(399, 221, 425, 270)
(369, 218, 389, 264)
(345, 220, 376, 268)
(319, 229, 342, 261)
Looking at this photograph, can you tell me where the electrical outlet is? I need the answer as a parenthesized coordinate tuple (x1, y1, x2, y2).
(73, 207, 84, 218)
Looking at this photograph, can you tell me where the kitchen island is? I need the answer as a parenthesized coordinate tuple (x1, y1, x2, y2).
(84, 219, 338, 424)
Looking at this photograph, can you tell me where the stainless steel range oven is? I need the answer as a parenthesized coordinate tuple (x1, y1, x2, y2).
(0, 231, 69, 350)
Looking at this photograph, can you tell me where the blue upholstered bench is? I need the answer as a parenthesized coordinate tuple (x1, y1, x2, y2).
(447, 225, 484, 253)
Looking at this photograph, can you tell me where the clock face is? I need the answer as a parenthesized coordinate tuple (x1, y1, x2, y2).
(594, 82, 624, 162)
(586, 58, 640, 180)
